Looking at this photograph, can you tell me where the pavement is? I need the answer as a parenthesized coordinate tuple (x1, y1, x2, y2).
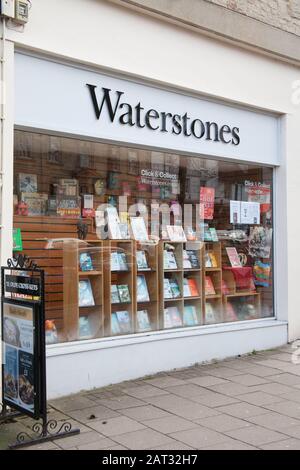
(3, 343, 300, 450)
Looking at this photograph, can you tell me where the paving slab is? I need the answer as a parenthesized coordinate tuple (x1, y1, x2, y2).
(195, 414, 252, 432)
(170, 426, 229, 449)
(245, 411, 300, 430)
(217, 402, 270, 419)
(87, 416, 146, 436)
(145, 416, 197, 434)
(113, 428, 175, 450)
(224, 425, 288, 447)
(260, 438, 300, 450)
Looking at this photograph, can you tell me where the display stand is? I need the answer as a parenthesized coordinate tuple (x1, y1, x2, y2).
(103, 240, 134, 336)
(63, 239, 104, 341)
(0, 255, 80, 449)
(159, 241, 203, 329)
(134, 241, 159, 332)
(203, 241, 223, 324)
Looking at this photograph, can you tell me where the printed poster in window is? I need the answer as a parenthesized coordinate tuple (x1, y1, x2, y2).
(248, 226, 273, 259)
(245, 182, 271, 214)
(3, 302, 35, 414)
(200, 187, 215, 220)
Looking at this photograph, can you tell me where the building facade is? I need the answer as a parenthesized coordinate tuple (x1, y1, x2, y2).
(1, 0, 300, 398)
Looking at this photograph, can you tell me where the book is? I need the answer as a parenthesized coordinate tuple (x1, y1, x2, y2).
(79, 253, 93, 272)
(106, 207, 122, 239)
(136, 251, 149, 270)
(13, 228, 23, 252)
(204, 252, 212, 268)
(183, 306, 198, 326)
(117, 285, 131, 303)
(205, 302, 217, 324)
(56, 196, 81, 217)
(164, 307, 182, 328)
(187, 279, 199, 297)
(210, 228, 219, 242)
(131, 217, 149, 241)
(137, 310, 151, 332)
(169, 279, 181, 298)
(20, 192, 48, 216)
(78, 280, 95, 307)
(111, 313, 121, 335)
(166, 225, 187, 242)
(163, 278, 173, 299)
(79, 316, 92, 338)
(205, 276, 216, 296)
(115, 311, 131, 333)
(58, 178, 78, 196)
(19, 173, 37, 193)
(183, 278, 191, 297)
(111, 252, 121, 271)
(183, 250, 192, 269)
(111, 285, 120, 304)
(118, 252, 128, 271)
(200, 187, 215, 220)
(221, 279, 230, 295)
(166, 251, 178, 269)
(83, 194, 93, 209)
(226, 247, 242, 267)
(137, 275, 150, 302)
(208, 252, 218, 268)
(119, 223, 130, 240)
(186, 250, 200, 269)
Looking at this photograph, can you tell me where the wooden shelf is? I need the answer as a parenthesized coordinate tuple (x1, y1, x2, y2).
(79, 271, 102, 276)
(205, 267, 221, 272)
(224, 291, 260, 298)
(184, 295, 202, 300)
(206, 294, 221, 300)
(164, 297, 184, 302)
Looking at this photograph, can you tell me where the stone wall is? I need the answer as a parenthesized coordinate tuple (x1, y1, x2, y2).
(206, 0, 300, 36)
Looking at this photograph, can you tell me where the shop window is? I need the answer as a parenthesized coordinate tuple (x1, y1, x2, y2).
(13, 130, 274, 343)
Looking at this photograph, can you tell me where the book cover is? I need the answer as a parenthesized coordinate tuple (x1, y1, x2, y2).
(183, 278, 191, 297)
(111, 285, 120, 304)
(166, 306, 182, 327)
(221, 279, 230, 295)
(13, 228, 23, 252)
(225, 302, 238, 322)
(166, 225, 187, 242)
(204, 252, 212, 268)
(78, 280, 95, 307)
(226, 247, 242, 267)
(117, 285, 131, 303)
(166, 251, 178, 269)
(209, 252, 218, 268)
(19, 173, 38, 193)
(210, 228, 219, 242)
(118, 252, 128, 271)
(183, 250, 192, 269)
(187, 278, 199, 297)
(169, 279, 181, 298)
(163, 250, 169, 270)
(79, 316, 92, 338)
(136, 251, 149, 270)
(115, 311, 131, 333)
(107, 171, 118, 189)
(205, 276, 216, 296)
(111, 252, 120, 271)
(183, 306, 198, 326)
(200, 187, 215, 220)
(130, 217, 149, 241)
(137, 310, 151, 332)
(79, 253, 93, 272)
(137, 275, 150, 302)
(163, 279, 173, 299)
(186, 250, 200, 269)
(111, 313, 121, 335)
(118, 223, 130, 240)
(21, 192, 48, 216)
(205, 302, 217, 324)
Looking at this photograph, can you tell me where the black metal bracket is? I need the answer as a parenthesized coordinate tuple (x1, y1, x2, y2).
(8, 418, 80, 449)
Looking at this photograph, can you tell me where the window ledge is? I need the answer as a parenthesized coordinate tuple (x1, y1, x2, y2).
(47, 318, 287, 357)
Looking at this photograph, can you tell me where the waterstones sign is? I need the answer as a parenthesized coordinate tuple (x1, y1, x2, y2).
(15, 53, 279, 165)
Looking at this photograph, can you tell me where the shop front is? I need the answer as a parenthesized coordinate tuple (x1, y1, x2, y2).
(12, 51, 287, 398)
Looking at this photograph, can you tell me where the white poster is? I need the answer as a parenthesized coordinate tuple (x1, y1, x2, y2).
(240, 201, 260, 225)
(230, 200, 241, 224)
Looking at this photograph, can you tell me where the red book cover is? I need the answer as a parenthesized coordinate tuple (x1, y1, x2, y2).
(226, 247, 242, 267)
(205, 276, 216, 296)
(200, 187, 215, 220)
(187, 279, 199, 297)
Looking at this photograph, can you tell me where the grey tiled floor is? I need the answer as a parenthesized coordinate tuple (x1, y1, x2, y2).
(3, 344, 300, 450)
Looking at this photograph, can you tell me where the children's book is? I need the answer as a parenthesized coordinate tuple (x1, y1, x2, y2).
(115, 311, 131, 333)
(183, 306, 198, 326)
(187, 279, 199, 297)
(111, 313, 121, 335)
(169, 279, 181, 298)
(78, 279, 95, 307)
(137, 275, 150, 302)
(117, 285, 131, 303)
(137, 310, 151, 332)
(205, 276, 216, 296)
(183, 278, 191, 297)
(136, 251, 149, 270)
(226, 247, 242, 268)
(163, 279, 173, 299)
(79, 253, 93, 272)
(111, 285, 120, 304)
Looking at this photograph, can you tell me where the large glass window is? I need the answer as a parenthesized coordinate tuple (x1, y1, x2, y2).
(13, 130, 274, 343)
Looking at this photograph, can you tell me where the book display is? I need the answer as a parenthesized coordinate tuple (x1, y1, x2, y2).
(159, 241, 203, 329)
(63, 240, 104, 341)
(133, 242, 159, 333)
(14, 131, 272, 343)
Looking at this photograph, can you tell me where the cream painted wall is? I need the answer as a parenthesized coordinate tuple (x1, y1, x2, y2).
(4, 0, 300, 340)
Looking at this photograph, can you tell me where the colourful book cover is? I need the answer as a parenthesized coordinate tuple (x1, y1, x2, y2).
(169, 279, 181, 298)
(78, 280, 95, 307)
(183, 306, 198, 326)
(117, 285, 131, 303)
(137, 310, 151, 332)
(111, 313, 121, 335)
(226, 247, 242, 267)
(200, 187, 215, 220)
(187, 279, 199, 297)
(205, 276, 216, 296)
(79, 252, 93, 272)
(137, 275, 150, 302)
(115, 311, 131, 334)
